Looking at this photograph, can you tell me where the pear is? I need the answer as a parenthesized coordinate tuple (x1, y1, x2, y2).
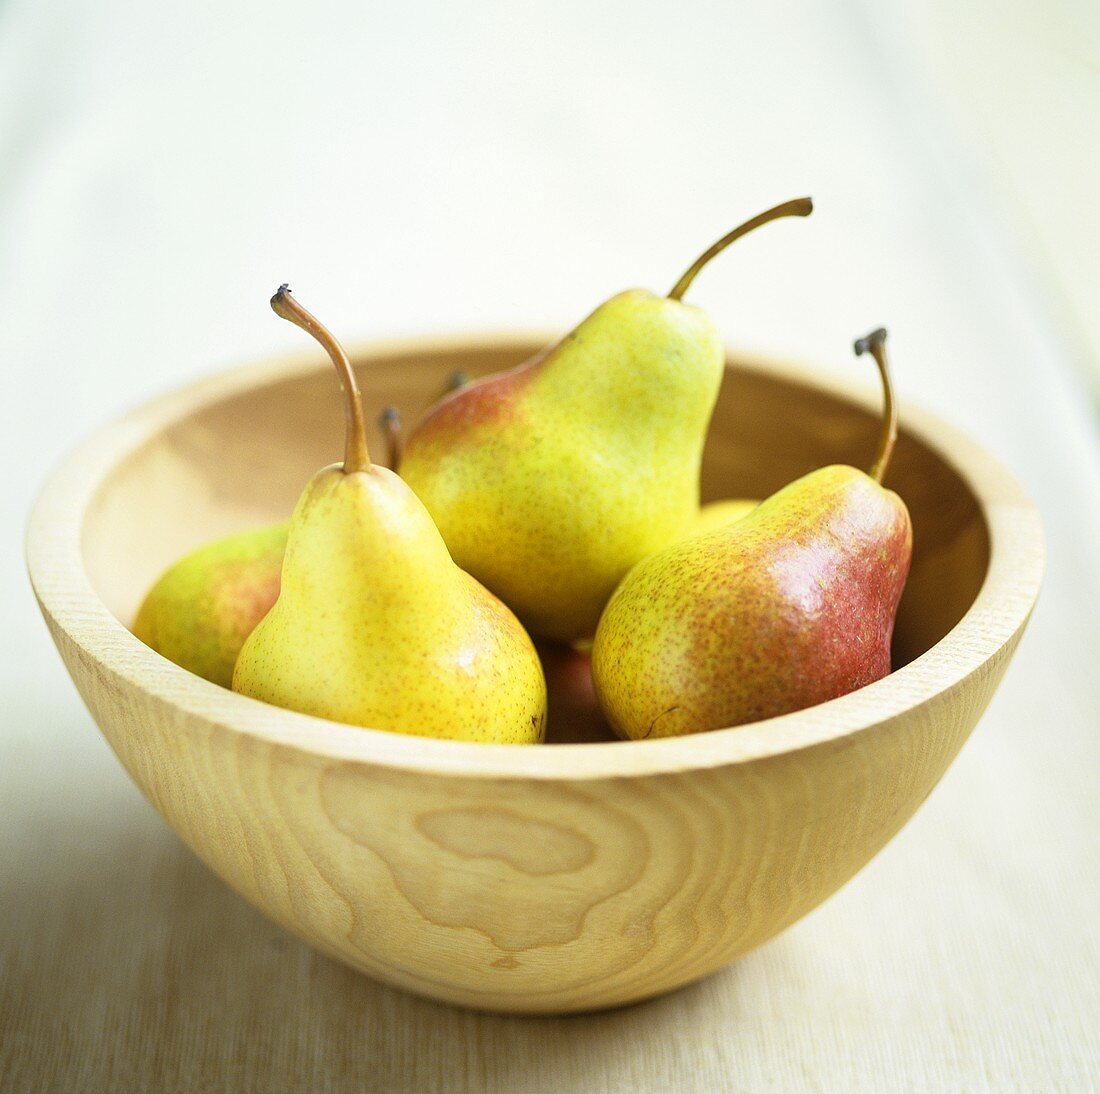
(592, 328, 912, 738)
(232, 287, 546, 743)
(535, 641, 616, 744)
(691, 498, 758, 537)
(133, 522, 288, 687)
(132, 402, 405, 688)
(401, 198, 813, 643)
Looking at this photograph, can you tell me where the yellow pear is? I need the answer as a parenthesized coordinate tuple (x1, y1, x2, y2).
(401, 198, 813, 643)
(233, 287, 547, 743)
(690, 498, 758, 537)
(132, 404, 407, 689)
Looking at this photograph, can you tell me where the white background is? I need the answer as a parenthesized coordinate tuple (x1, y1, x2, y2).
(3, 0, 1099, 1089)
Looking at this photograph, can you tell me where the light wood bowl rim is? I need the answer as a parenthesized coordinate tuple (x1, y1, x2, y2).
(27, 331, 1045, 779)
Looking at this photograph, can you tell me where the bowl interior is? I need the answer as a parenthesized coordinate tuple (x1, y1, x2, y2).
(80, 340, 990, 740)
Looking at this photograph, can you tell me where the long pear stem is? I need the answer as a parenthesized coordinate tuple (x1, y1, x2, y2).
(378, 405, 402, 471)
(667, 197, 814, 301)
(271, 285, 371, 474)
(853, 327, 897, 483)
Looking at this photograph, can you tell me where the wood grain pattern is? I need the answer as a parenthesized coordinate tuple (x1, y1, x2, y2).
(26, 335, 1044, 1014)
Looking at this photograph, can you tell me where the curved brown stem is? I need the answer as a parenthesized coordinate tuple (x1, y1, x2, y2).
(668, 197, 814, 302)
(853, 327, 897, 483)
(378, 406, 402, 471)
(271, 285, 370, 474)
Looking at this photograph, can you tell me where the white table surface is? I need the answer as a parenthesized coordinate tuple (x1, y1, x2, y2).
(3, 1, 1099, 1089)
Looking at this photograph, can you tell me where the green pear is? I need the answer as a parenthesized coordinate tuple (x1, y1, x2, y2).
(690, 498, 758, 537)
(233, 287, 547, 743)
(401, 198, 813, 643)
(133, 522, 288, 687)
(592, 328, 912, 738)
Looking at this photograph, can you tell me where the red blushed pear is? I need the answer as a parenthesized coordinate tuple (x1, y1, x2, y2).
(133, 521, 289, 688)
(400, 198, 814, 644)
(232, 287, 547, 743)
(591, 328, 913, 739)
(535, 640, 617, 744)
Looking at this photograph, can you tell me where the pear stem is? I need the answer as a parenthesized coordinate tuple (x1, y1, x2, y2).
(378, 405, 402, 471)
(667, 197, 814, 302)
(443, 370, 470, 396)
(271, 285, 371, 474)
(854, 327, 897, 483)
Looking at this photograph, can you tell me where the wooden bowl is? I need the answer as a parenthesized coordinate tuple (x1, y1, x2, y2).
(27, 335, 1043, 1014)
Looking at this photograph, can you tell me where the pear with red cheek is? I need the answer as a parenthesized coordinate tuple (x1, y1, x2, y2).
(133, 522, 288, 688)
(536, 641, 617, 744)
(592, 328, 912, 738)
(400, 198, 813, 644)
